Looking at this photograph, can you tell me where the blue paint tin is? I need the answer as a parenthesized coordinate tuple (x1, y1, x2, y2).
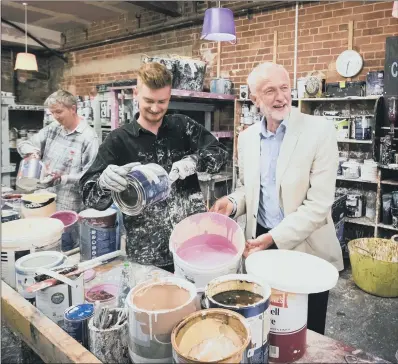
(1, 210, 20, 223)
(111, 163, 171, 216)
(204, 274, 272, 364)
(64, 303, 94, 348)
(78, 208, 119, 262)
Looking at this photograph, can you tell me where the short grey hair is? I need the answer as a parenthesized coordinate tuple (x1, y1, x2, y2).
(247, 62, 290, 95)
(44, 90, 77, 108)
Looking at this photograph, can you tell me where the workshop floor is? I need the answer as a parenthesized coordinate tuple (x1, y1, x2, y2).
(2, 262, 398, 363)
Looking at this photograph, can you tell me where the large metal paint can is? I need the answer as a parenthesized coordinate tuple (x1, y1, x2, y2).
(203, 274, 271, 363)
(210, 78, 233, 94)
(16, 157, 43, 191)
(111, 163, 171, 216)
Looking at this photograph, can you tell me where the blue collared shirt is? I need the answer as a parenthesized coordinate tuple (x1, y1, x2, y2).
(257, 118, 287, 229)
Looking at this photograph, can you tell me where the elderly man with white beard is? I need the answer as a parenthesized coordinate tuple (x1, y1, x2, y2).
(211, 62, 343, 335)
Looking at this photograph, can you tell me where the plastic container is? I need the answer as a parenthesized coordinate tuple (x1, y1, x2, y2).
(15, 251, 66, 300)
(21, 192, 57, 218)
(50, 210, 79, 251)
(169, 212, 245, 291)
(85, 283, 118, 308)
(348, 238, 398, 297)
(203, 274, 271, 363)
(2, 218, 64, 288)
(126, 276, 198, 363)
(246, 250, 339, 362)
(171, 308, 251, 363)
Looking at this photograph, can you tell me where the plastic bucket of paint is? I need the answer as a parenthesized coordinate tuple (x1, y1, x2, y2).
(21, 192, 57, 218)
(15, 251, 67, 301)
(78, 208, 119, 262)
(246, 250, 339, 362)
(203, 274, 272, 363)
(126, 276, 198, 363)
(50, 210, 79, 251)
(85, 283, 118, 308)
(2, 218, 64, 288)
(1, 210, 20, 223)
(171, 308, 251, 363)
(169, 212, 245, 291)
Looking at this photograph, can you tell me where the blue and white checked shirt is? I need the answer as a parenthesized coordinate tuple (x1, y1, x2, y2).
(257, 118, 287, 229)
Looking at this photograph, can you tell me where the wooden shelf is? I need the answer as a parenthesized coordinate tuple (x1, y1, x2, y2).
(337, 139, 372, 144)
(298, 96, 379, 101)
(345, 217, 375, 227)
(336, 176, 377, 184)
(381, 179, 398, 186)
(8, 105, 45, 111)
(377, 222, 398, 231)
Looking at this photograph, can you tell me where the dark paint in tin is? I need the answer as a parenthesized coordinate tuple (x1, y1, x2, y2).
(64, 304, 94, 349)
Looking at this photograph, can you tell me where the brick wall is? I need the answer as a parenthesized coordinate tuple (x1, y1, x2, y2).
(61, 1, 397, 97)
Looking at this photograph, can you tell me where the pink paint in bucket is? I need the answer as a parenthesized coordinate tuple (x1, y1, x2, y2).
(50, 211, 78, 252)
(169, 212, 245, 290)
(85, 283, 118, 308)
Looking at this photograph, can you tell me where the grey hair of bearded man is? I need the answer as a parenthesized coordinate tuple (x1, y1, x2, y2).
(247, 62, 291, 95)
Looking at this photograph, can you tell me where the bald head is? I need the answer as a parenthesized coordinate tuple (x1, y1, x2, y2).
(247, 62, 290, 96)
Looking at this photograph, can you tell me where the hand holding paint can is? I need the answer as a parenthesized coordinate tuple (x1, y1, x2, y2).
(112, 163, 171, 216)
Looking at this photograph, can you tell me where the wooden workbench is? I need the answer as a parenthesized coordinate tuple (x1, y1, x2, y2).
(1, 255, 390, 364)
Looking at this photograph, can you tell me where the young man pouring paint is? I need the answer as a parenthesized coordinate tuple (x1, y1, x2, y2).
(211, 62, 343, 335)
(80, 62, 228, 273)
(17, 90, 99, 212)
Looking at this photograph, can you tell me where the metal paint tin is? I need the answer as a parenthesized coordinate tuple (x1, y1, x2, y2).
(64, 303, 94, 349)
(16, 157, 43, 191)
(78, 208, 119, 262)
(1, 210, 19, 223)
(204, 274, 271, 363)
(111, 163, 171, 216)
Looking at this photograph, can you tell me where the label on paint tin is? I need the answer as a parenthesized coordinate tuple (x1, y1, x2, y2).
(245, 307, 270, 363)
(80, 224, 117, 261)
(1, 250, 31, 289)
(131, 168, 170, 205)
(269, 289, 308, 360)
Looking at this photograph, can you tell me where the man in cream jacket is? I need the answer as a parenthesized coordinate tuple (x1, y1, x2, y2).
(211, 62, 343, 335)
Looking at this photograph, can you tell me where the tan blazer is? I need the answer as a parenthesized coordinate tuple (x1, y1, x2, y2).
(229, 107, 344, 271)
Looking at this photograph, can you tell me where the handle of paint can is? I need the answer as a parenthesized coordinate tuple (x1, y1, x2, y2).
(153, 334, 171, 345)
(200, 293, 210, 309)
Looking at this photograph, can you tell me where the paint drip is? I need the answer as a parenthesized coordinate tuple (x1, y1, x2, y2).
(176, 234, 238, 268)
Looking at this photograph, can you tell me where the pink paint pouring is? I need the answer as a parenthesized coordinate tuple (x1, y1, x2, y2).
(176, 234, 238, 268)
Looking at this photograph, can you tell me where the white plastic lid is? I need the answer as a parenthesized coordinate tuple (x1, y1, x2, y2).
(78, 208, 116, 218)
(15, 251, 66, 273)
(245, 250, 339, 294)
(2, 218, 64, 249)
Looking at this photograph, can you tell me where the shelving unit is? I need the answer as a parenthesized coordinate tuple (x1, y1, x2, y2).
(1, 96, 45, 188)
(232, 95, 398, 240)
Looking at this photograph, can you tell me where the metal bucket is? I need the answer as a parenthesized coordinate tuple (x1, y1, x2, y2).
(210, 78, 233, 95)
(171, 308, 251, 363)
(203, 274, 271, 363)
(16, 157, 43, 191)
(112, 163, 171, 216)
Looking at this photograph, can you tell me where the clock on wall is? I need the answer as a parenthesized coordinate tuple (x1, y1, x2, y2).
(336, 50, 364, 78)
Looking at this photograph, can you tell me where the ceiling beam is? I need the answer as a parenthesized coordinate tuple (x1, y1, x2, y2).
(126, 1, 182, 17)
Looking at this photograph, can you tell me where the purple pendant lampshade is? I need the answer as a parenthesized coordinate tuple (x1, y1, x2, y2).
(201, 8, 236, 42)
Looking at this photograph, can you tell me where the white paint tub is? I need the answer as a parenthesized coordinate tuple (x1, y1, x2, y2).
(2, 218, 64, 288)
(246, 250, 339, 362)
(169, 212, 245, 291)
(126, 276, 198, 363)
(15, 251, 67, 300)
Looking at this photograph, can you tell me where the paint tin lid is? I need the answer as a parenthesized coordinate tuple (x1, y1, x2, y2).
(2, 218, 64, 250)
(83, 269, 96, 283)
(15, 251, 66, 274)
(64, 304, 94, 321)
(245, 250, 339, 294)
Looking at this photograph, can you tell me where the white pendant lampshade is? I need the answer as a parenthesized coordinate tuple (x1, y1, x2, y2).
(14, 3, 38, 71)
(14, 52, 38, 71)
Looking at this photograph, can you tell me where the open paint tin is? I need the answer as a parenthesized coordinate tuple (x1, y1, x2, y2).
(112, 163, 171, 216)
